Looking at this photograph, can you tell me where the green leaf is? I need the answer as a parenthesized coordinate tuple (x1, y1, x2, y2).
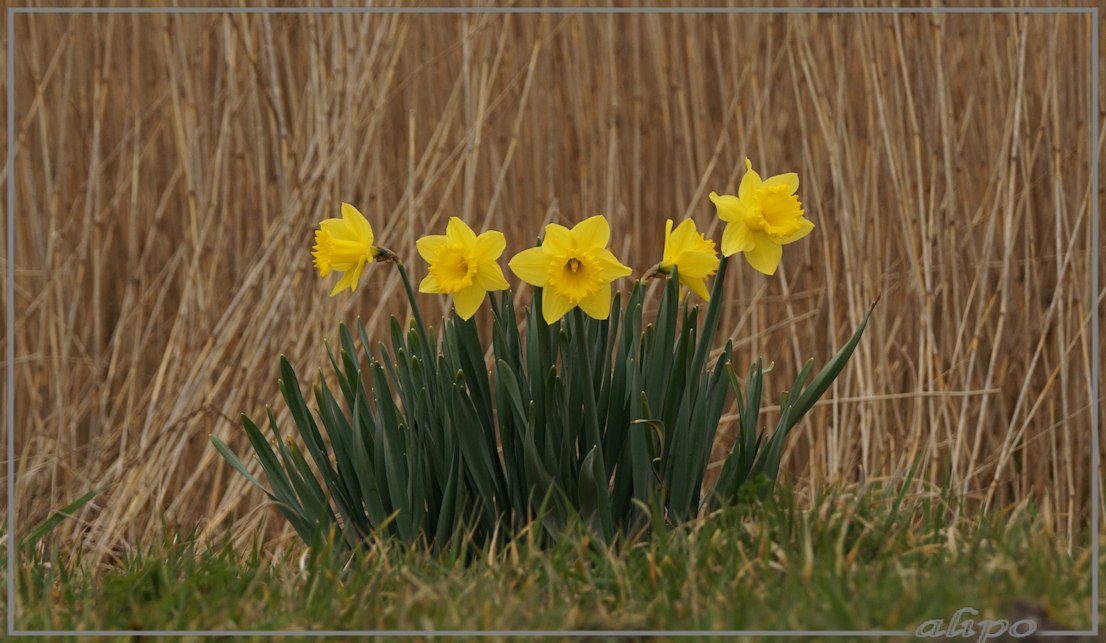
(495, 360, 529, 435)
(279, 356, 326, 455)
(455, 316, 495, 437)
(312, 380, 364, 529)
(578, 445, 614, 541)
(785, 297, 878, 430)
(210, 434, 275, 499)
(241, 413, 302, 517)
(238, 414, 315, 541)
(20, 487, 107, 551)
(433, 448, 464, 548)
(450, 382, 505, 523)
(270, 409, 332, 533)
(687, 255, 729, 382)
(645, 270, 680, 407)
(350, 393, 390, 534)
(369, 362, 414, 541)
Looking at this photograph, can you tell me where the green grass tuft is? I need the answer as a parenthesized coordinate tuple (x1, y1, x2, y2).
(7, 483, 1100, 640)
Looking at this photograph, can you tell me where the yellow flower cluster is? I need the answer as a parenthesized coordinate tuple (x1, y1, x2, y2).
(311, 159, 811, 321)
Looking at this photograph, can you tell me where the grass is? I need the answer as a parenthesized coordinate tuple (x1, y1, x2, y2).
(7, 481, 1102, 640)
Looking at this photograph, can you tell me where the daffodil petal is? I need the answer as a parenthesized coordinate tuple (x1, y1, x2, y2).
(419, 273, 445, 294)
(474, 230, 507, 259)
(763, 172, 799, 194)
(668, 219, 699, 255)
(673, 250, 720, 279)
(577, 282, 612, 320)
(329, 278, 349, 297)
(327, 260, 360, 273)
(709, 192, 744, 223)
(594, 248, 633, 281)
(452, 285, 486, 320)
(349, 258, 368, 289)
(738, 158, 763, 201)
(572, 215, 610, 249)
(743, 234, 783, 275)
(341, 203, 374, 245)
(320, 218, 358, 242)
(329, 258, 366, 296)
(416, 235, 449, 263)
(509, 247, 552, 287)
(680, 274, 712, 301)
(475, 260, 510, 291)
(541, 289, 575, 324)
(721, 220, 756, 256)
(773, 217, 815, 244)
(661, 219, 676, 263)
(446, 217, 478, 247)
(541, 224, 572, 254)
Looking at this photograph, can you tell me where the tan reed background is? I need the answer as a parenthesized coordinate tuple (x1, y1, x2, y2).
(2, 2, 1103, 568)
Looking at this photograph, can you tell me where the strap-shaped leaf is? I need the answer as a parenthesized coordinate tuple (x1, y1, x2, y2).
(312, 380, 362, 526)
(595, 291, 622, 438)
(20, 486, 107, 551)
(493, 364, 526, 514)
(736, 360, 765, 480)
(455, 316, 495, 435)
(369, 362, 414, 541)
(785, 297, 878, 430)
(348, 393, 390, 534)
(269, 409, 330, 530)
(433, 448, 464, 549)
(687, 255, 729, 382)
(237, 414, 315, 541)
(450, 382, 505, 516)
(210, 434, 274, 500)
(646, 270, 680, 407)
(279, 356, 326, 455)
(240, 413, 302, 517)
(569, 310, 606, 471)
(577, 445, 614, 541)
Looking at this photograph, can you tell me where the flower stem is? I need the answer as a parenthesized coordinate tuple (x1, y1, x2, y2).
(394, 260, 433, 353)
(572, 308, 604, 467)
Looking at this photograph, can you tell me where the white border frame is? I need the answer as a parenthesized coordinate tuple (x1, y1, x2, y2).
(6, 5, 1097, 637)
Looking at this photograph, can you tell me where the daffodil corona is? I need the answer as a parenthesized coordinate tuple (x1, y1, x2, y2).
(312, 203, 383, 296)
(509, 215, 632, 324)
(710, 159, 814, 275)
(659, 219, 720, 300)
(417, 218, 509, 320)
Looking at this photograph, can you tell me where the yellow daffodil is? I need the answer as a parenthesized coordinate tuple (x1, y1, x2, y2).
(658, 218, 720, 301)
(312, 203, 384, 296)
(710, 158, 814, 275)
(509, 215, 632, 324)
(416, 217, 509, 320)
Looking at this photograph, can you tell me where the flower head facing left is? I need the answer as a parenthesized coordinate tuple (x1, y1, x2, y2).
(509, 215, 633, 324)
(417, 217, 509, 320)
(710, 158, 814, 275)
(659, 218, 720, 300)
(312, 203, 384, 295)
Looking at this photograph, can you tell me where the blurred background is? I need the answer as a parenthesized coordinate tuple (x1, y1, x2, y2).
(2, 1, 1102, 568)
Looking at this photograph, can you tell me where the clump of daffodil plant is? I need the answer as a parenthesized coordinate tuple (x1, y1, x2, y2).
(212, 159, 877, 553)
